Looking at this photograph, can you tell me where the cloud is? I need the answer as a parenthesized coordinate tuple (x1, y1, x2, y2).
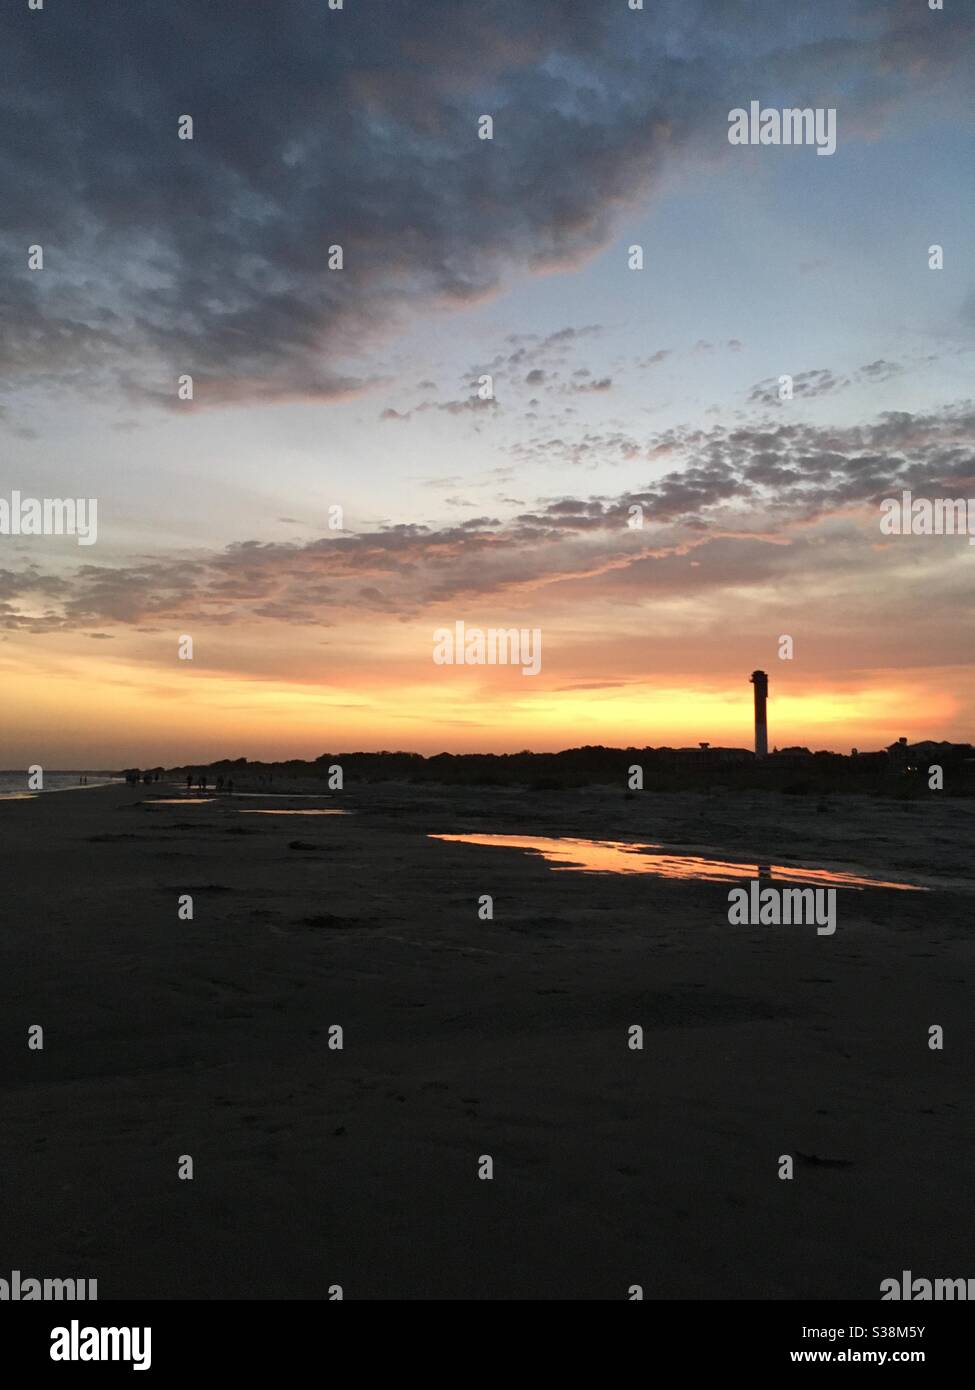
(857, 359, 903, 384)
(380, 394, 498, 421)
(3, 1, 969, 407)
(426, 396, 499, 416)
(4, 400, 973, 632)
(569, 376, 612, 393)
(636, 350, 672, 369)
(748, 369, 849, 406)
(749, 360, 907, 406)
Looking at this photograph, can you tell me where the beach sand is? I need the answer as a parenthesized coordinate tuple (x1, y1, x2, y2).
(1, 781, 972, 1299)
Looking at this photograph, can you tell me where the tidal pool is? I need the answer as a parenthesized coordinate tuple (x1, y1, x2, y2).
(430, 834, 925, 891)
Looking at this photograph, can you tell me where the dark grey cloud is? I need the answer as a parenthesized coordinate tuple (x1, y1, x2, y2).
(2, 0, 969, 407)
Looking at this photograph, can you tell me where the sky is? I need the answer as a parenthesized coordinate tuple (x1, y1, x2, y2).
(1, 0, 973, 766)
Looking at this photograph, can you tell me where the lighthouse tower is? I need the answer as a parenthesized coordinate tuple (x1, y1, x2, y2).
(751, 670, 769, 758)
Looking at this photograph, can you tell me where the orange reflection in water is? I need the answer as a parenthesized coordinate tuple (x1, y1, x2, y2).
(430, 834, 924, 891)
(238, 809, 350, 816)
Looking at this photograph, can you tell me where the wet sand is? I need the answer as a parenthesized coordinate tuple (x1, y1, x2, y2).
(1, 781, 973, 1299)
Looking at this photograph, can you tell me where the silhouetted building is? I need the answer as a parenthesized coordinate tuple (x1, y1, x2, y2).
(772, 745, 812, 764)
(886, 738, 975, 771)
(673, 746, 754, 767)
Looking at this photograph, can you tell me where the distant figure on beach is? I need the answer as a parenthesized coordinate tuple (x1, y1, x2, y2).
(226, 778, 234, 795)
(216, 775, 224, 793)
(186, 774, 193, 791)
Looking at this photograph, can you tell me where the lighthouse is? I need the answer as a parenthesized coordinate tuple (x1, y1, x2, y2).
(751, 670, 769, 758)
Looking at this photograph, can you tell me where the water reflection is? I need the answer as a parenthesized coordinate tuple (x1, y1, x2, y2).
(238, 809, 350, 816)
(430, 834, 924, 891)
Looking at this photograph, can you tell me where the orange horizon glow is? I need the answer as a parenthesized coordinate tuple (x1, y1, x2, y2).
(0, 639, 969, 765)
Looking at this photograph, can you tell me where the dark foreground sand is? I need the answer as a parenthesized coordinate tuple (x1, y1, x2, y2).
(1, 781, 973, 1300)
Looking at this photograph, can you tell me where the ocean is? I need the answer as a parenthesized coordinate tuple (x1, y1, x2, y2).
(0, 772, 123, 800)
